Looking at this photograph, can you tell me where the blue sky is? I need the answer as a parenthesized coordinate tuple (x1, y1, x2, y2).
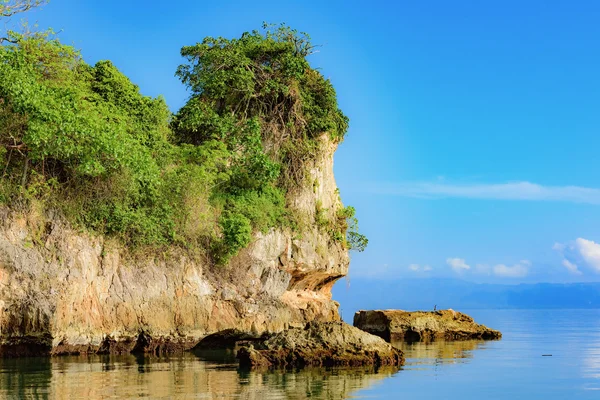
(25, 0, 600, 284)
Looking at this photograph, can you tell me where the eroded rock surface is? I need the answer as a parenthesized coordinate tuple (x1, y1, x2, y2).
(353, 309, 501, 342)
(0, 136, 351, 357)
(236, 322, 405, 368)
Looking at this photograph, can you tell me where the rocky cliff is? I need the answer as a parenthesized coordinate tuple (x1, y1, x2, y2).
(0, 136, 349, 356)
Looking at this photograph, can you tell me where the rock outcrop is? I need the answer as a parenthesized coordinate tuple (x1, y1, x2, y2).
(353, 309, 501, 342)
(0, 136, 350, 357)
(236, 322, 404, 368)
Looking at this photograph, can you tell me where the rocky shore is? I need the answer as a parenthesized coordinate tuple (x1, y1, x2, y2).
(237, 321, 404, 368)
(353, 309, 501, 342)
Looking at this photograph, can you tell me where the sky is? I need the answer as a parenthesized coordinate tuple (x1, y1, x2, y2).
(20, 0, 600, 285)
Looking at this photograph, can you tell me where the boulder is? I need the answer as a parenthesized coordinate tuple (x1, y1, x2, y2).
(353, 309, 501, 342)
(237, 321, 404, 368)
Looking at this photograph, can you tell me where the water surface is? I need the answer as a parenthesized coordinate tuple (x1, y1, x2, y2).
(1, 309, 598, 399)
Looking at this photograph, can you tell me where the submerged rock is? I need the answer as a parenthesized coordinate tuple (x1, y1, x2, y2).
(236, 321, 404, 368)
(353, 309, 501, 342)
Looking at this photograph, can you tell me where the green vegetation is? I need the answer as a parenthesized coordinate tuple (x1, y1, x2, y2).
(0, 9, 367, 263)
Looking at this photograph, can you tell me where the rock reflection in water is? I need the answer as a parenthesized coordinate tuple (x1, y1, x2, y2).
(0, 353, 399, 399)
(392, 340, 489, 368)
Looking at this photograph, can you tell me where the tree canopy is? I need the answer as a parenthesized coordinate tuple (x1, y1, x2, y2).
(0, 19, 367, 263)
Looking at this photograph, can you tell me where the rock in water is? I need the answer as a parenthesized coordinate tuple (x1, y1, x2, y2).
(353, 309, 501, 342)
(236, 321, 404, 368)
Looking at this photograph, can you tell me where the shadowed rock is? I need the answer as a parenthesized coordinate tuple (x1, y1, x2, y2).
(0, 335, 52, 357)
(193, 329, 266, 349)
(354, 309, 501, 342)
(237, 321, 404, 368)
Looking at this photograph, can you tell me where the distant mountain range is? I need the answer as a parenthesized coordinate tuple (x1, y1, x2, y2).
(332, 278, 600, 319)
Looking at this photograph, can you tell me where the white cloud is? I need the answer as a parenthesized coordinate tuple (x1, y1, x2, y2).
(554, 238, 600, 275)
(371, 181, 600, 205)
(456, 259, 530, 278)
(409, 264, 433, 272)
(575, 238, 600, 273)
(446, 258, 470, 273)
(493, 261, 530, 278)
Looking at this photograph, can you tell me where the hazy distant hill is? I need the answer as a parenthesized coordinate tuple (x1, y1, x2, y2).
(332, 278, 600, 319)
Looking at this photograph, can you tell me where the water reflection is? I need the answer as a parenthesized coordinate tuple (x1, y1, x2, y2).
(0, 342, 494, 398)
(581, 326, 600, 390)
(393, 340, 491, 369)
(0, 353, 400, 399)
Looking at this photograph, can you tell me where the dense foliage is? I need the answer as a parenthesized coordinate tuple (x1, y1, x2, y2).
(174, 24, 349, 187)
(0, 18, 367, 263)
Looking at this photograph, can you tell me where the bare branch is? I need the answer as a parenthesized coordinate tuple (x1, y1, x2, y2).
(0, 0, 47, 18)
(0, 36, 17, 44)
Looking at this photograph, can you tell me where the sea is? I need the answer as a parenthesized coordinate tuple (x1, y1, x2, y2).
(0, 309, 598, 399)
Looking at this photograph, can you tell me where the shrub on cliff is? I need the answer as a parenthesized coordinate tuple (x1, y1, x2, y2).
(174, 24, 349, 188)
(0, 20, 367, 261)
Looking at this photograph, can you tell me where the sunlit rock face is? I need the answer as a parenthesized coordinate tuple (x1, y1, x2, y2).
(0, 136, 349, 356)
(237, 321, 404, 368)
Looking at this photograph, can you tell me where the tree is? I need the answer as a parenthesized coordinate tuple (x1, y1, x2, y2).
(0, 21, 367, 258)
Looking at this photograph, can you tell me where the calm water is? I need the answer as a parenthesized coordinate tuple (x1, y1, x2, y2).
(1, 309, 599, 399)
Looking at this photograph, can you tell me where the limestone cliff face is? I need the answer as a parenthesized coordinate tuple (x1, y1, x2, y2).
(0, 136, 349, 356)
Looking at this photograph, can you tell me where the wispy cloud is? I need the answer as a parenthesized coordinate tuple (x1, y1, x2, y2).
(450, 258, 531, 278)
(446, 258, 470, 273)
(493, 260, 531, 278)
(562, 259, 582, 275)
(371, 181, 600, 204)
(409, 264, 433, 272)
